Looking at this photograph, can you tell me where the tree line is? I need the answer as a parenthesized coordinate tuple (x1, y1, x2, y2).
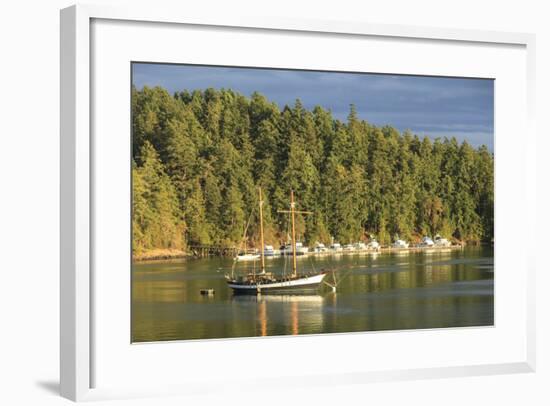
(132, 86, 493, 256)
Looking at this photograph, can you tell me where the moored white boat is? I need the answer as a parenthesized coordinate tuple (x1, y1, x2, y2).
(235, 253, 260, 261)
(313, 242, 328, 253)
(392, 239, 409, 249)
(280, 241, 308, 256)
(366, 239, 380, 250)
(417, 236, 435, 247)
(354, 242, 367, 251)
(434, 235, 451, 247)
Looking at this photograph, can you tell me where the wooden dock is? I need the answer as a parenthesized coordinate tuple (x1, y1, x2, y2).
(189, 245, 239, 257)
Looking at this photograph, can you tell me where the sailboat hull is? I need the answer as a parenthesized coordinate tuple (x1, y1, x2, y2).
(235, 254, 260, 261)
(227, 273, 327, 295)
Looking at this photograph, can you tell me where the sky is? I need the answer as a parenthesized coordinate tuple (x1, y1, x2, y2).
(132, 63, 494, 151)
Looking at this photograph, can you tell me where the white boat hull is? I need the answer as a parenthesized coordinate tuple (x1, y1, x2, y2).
(227, 273, 327, 294)
(235, 254, 260, 261)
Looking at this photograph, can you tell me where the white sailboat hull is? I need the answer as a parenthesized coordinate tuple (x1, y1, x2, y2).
(227, 272, 327, 294)
(235, 254, 261, 261)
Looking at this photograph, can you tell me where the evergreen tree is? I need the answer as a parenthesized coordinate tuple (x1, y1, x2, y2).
(131, 87, 494, 256)
(133, 141, 184, 253)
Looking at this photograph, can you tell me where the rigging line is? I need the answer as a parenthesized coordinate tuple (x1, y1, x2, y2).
(283, 243, 289, 280)
(253, 256, 256, 281)
(308, 255, 317, 274)
(287, 211, 292, 278)
(320, 263, 360, 289)
(232, 204, 255, 279)
(241, 210, 255, 251)
(331, 266, 356, 287)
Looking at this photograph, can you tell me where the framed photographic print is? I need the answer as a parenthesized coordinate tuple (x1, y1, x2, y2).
(130, 63, 495, 343)
(60, 4, 536, 402)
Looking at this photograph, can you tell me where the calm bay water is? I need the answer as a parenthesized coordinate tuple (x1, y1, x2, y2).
(132, 247, 493, 342)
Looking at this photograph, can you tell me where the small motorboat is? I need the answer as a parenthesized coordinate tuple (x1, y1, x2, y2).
(434, 235, 451, 247)
(280, 241, 308, 256)
(313, 242, 328, 253)
(392, 239, 409, 249)
(417, 236, 435, 247)
(366, 239, 380, 250)
(354, 242, 367, 251)
(235, 252, 260, 261)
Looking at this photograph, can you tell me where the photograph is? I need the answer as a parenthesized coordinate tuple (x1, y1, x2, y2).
(1, 0, 543, 404)
(131, 63, 494, 343)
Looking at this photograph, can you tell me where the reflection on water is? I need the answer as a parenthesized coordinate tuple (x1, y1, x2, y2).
(132, 247, 494, 342)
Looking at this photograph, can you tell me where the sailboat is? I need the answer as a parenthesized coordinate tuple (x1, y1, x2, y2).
(226, 188, 328, 294)
(235, 252, 261, 261)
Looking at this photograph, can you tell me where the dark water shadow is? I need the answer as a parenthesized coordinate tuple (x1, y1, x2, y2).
(35, 380, 59, 395)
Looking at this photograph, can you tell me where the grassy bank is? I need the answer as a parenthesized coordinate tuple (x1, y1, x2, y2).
(133, 248, 188, 262)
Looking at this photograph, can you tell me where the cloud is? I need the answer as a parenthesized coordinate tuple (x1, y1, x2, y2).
(132, 63, 494, 151)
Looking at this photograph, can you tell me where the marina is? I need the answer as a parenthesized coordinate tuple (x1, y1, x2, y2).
(185, 241, 464, 259)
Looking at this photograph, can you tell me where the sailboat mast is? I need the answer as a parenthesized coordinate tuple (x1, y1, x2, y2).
(291, 190, 297, 277)
(259, 187, 265, 274)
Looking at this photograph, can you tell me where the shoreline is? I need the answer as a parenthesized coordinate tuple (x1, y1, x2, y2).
(132, 243, 491, 263)
(132, 248, 189, 262)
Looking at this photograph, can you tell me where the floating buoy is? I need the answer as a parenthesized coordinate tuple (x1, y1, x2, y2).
(200, 288, 215, 295)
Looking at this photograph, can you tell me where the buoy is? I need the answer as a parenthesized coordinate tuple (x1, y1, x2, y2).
(200, 288, 215, 295)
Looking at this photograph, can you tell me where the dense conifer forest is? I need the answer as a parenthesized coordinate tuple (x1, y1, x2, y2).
(132, 86, 494, 257)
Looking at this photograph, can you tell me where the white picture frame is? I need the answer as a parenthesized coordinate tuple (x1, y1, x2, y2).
(60, 4, 537, 402)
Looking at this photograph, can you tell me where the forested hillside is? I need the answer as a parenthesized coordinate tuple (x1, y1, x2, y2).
(132, 86, 493, 257)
